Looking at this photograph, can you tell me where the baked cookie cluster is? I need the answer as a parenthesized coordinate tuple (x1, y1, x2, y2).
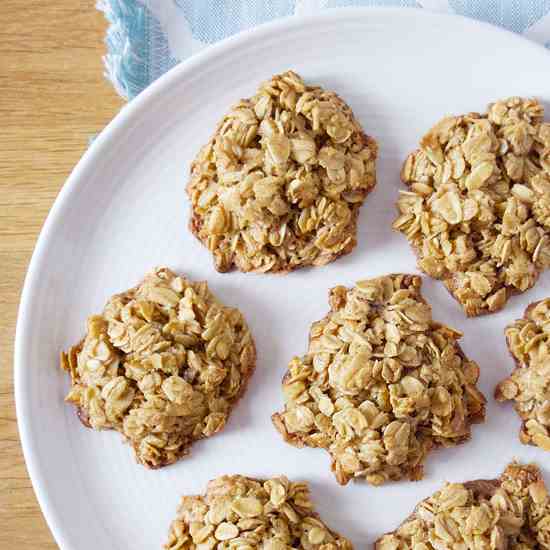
(394, 98, 550, 316)
(187, 70, 377, 273)
(165, 475, 352, 550)
(61, 267, 256, 468)
(57, 78, 550, 549)
(272, 274, 486, 485)
(376, 462, 550, 549)
(496, 298, 550, 451)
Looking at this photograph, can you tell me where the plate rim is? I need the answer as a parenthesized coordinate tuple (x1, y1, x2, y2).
(14, 6, 550, 548)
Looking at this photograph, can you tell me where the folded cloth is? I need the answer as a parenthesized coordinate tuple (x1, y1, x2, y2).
(98, 0, 550, 100)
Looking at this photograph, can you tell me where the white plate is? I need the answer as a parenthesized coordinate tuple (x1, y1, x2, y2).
(15, 8, 550, 549)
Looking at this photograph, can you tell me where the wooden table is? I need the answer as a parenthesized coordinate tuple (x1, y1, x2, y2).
(0, 2, 124, 546)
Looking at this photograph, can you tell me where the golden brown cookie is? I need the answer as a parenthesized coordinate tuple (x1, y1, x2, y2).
(61, 267, 256, 468)
(376, 462, 550, 549)
(496, 298, 550, 451)
(187, 70, 377, 273)
(394, 97, 550, 316)
(272, 274, 486, 486)
(164, 475, 353, 549)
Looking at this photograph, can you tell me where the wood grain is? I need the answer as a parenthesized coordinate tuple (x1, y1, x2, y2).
(0, 2, 123, 546)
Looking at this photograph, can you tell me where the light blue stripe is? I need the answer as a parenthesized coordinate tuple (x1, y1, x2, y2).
(326, 0, 420, 8)
(174, 0, 296, 43)
(98, 0, 177, 99)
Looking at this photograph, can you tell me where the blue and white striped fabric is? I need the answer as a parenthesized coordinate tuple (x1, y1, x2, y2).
(97, 0, 550, 100)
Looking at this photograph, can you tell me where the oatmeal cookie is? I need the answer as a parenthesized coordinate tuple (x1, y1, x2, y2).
(394, 97, 550, 316)
(376, 462, 550, 549)
(496, 298, 550, 451)
(187, 70, 377, 273)
(272, 274, 486, 486)
(60, 267, 256, 468)
(164, 474, 353, 549)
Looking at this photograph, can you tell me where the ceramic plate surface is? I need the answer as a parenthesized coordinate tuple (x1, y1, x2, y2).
(15, 8, 550, 549)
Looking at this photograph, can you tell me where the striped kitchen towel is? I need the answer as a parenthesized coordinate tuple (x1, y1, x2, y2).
(97, 0, 550, 100)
